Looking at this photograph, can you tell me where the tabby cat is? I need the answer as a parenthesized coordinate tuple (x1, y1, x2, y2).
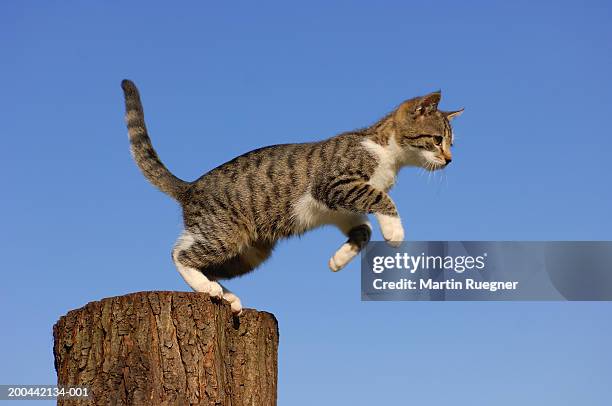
(122, 80, 463, 314)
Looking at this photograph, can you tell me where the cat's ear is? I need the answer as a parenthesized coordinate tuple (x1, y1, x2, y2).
(397, 91, 441, 118)
(416, 91, 441, 115)
(444, 108, 464, 120)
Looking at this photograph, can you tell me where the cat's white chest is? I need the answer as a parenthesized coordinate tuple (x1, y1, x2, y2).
(361, 139, 401, 191)
(369, 160, 397, 191)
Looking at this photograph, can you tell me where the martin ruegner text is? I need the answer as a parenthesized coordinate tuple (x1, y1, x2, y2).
(372, 278, 519, 292)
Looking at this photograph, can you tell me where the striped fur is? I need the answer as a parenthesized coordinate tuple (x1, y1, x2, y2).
(122, 81, 189, 200)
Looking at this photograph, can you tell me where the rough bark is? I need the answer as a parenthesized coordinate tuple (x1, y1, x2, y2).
(53, 291, 278, 406)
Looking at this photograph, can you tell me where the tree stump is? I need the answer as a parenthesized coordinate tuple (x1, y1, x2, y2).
(53, 291, 279, 405)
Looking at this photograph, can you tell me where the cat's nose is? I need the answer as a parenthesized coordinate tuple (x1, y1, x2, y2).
(442, 152, 452, 164)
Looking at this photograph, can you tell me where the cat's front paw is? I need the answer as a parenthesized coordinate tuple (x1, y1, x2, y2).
(377, 214, 404, 247)
(329, 242, 359, 272)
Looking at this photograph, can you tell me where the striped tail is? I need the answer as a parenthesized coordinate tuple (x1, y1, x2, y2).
(121, 80, 189, 201)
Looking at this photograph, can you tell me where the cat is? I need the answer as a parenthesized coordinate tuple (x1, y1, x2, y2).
(121, 80, 463, 315)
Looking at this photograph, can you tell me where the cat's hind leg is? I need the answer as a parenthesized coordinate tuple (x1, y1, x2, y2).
(329, 214, 372, 272)
(173, 232, 274, 314)
(171, 231, 226, 298)
(218, 283, 243, 315)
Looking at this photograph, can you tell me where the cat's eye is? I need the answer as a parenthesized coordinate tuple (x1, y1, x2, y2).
(433, 136, 443, 146)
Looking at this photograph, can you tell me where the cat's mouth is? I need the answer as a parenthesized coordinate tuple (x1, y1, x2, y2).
(423, 160, 446, 171)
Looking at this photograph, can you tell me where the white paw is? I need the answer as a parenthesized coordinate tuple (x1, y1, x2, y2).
(376, 214, 404, 247)
(328, 242, 359, 272)
(223, 292, 243, 315)
(207, 281, 224, 299)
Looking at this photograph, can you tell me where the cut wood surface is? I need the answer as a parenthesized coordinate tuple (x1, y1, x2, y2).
(53, 291, 279, 405)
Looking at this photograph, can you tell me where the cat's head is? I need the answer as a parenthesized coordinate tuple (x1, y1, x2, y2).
(392, 91, 463, 171)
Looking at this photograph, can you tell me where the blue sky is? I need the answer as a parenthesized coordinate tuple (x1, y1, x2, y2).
(1, 1, 611, 404)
